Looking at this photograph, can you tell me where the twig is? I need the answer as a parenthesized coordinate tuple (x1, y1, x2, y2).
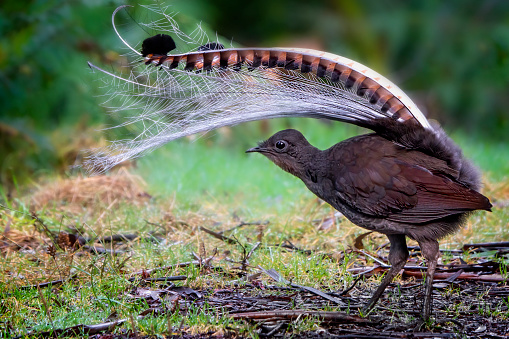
(219, 220, 269, 235)
(100, 233, 139, 242)
(132, 261, 200, 276)
(200, 226, 238, 245)
(229, 310, 370, 323)
(240, 241, 261, 271)
(340, 274, 365, 295)
(463, 241, 509, 251)
(260, 321, 287, 337)
(268, 240, 313, 255)
(246, 242, 261, 261)
(403, 270, 506, 282)
(258, 266, 346, 305)
(19, 319, 125, 338)
(355, 249, 389, 267)
(81, 246, 126, 255)
(19, 274, 78, 291)
(128, 275, 187, 283)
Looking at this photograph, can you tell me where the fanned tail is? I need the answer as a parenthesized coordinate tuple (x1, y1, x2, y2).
(84, 5, 432, 174)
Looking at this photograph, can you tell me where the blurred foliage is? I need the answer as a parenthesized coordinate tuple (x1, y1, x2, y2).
(1, 0, 508, 191)
(0, 0, 129, 189)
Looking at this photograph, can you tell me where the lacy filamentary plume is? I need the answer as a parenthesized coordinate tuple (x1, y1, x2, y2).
(86, 5, 492, 320)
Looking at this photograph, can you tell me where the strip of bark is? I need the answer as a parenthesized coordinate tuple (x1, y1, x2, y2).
(463, 241, 509, 250)
(25, 320, 125, 338)
(259, 266, 345, 305)
(403, 270, 506, 282)
(229, 310, 370, 323)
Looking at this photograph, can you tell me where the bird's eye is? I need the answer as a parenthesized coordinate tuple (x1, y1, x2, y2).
(275, 140, 287, 150)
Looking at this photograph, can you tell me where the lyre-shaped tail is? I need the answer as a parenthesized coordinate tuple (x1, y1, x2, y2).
(84, 5, 432, 174)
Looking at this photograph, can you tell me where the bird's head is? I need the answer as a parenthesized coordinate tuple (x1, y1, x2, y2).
(246, 129, 315, 176)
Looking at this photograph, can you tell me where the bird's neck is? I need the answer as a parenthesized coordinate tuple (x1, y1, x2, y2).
(290, 146, 328, 187)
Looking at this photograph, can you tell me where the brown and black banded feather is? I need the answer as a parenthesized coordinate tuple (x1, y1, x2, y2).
(144, 48, 421, 127)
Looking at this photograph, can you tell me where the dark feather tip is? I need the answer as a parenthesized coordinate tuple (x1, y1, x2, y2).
(141, 34, 176, 57)
(197, 42, 225, 51)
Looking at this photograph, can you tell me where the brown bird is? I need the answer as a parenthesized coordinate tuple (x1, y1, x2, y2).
(247, 119, 492, 320)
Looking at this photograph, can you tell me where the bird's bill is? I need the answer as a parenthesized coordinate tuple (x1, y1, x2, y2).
(245, 146, 264, 153)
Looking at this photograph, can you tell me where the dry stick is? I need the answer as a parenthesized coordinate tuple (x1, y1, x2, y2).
(246, 242, 261, 261)
(261, 322, 288, 337)
(80, 232, 164, 247)
(240, 241, 261, 271)
(463, 241, 509, 250)
(100, 233, 139, 242)
(219, 220, 269, 235)
(199, 226, 260, 271)
(128, 275, 187, 283)
(441, 261, 500, 272)
(192, 252, 218, 268)
(229, 310, 370, 323)
(199, 226, 238, 245)
(81, 245, 126, 255)
(132, 261, 201, 276)
(19, 274, 78, 291)
(350, 265, 380, 277)
(351, 258, 500, 275)
(259, 266, 346, 305)
(340, 274, 365, 296)
(276, 240, 313, 255)
(21, 320, 126, 338)
(443, 269, 464, 283)
(406, 245, 464, 255)
(355, 249, 389, 267)
(403, 270, 506, 283)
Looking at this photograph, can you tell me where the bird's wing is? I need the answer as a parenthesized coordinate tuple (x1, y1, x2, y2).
(332, 153, 491, 224)
(84, 5, 432, 173)
(385, 164, 492, 223)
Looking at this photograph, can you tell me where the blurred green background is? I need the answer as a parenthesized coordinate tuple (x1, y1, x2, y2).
(1, 0, 508, 193)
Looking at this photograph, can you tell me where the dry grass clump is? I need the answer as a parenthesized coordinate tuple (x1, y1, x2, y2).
(30, 169, 151, 214)
(0, 228, 50, 255)
(485, 178, 509, 207)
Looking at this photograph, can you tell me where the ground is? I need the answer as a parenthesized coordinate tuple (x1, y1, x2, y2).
(1, 170, 508, 338)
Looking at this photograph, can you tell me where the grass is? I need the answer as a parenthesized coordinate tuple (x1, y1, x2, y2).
(1, 120, 509, 337)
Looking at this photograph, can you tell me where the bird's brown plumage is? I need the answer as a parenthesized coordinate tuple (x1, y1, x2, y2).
(247, 120, 492, 320)
(326, 133, 491, 225)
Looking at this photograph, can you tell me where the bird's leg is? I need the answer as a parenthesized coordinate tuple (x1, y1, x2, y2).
(363, 234, 409, 314)
(418, 239, 439, 321)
